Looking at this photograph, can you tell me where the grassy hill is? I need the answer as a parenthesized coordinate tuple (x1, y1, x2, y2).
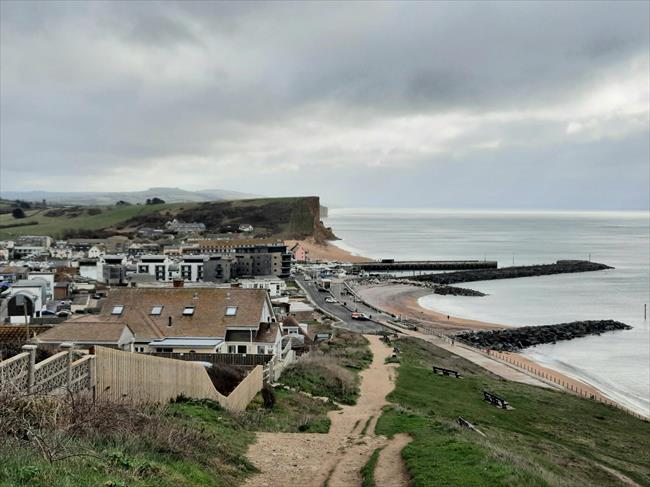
(373, 337, 650, 487)
(0, 202, 192, 239)
(0, 197, 332, 241)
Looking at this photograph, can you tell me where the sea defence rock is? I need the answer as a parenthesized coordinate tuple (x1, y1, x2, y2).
(456, 320, 632, 352)
(406, 260, 613, 285)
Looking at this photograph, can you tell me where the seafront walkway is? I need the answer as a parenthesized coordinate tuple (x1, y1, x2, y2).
(381, 321, 555, 389)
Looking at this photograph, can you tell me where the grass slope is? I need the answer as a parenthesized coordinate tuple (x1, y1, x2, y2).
(0, 399, 254, 487)
(0, 203, 190, 239)
(376, 337, 650, 487)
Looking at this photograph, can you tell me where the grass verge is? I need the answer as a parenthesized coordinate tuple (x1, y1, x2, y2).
(376, 337, 650, 487)
(360, 447, 383, 487)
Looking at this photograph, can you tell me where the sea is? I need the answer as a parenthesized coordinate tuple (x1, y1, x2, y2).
(324, 208, 650, 417)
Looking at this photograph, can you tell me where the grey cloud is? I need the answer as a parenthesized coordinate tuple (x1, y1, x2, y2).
(0, 1, 648, 209)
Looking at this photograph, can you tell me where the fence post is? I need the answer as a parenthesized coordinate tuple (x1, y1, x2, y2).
(60, 342, 74, 390)
(22, 344, 37, 394)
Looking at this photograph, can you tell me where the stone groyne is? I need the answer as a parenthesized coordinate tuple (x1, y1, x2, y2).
(406, 260, 612, 285)
(456, 320, 632, 352)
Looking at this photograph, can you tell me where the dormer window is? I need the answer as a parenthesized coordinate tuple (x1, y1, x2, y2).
(183, 306, 195, 316)
(225, 306, 238, 316)
(111, 305, 124, 315)
(150, 305, 163, 315)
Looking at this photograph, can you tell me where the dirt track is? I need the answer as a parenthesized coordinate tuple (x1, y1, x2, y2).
(243, 335, 411, 487)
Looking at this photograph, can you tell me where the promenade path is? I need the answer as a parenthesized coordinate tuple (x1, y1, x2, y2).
(243, 335, 411, 487)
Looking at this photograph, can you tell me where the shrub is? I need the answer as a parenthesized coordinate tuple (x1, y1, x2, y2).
(11, 208, 25, 219)
(281, 353, 357, 404)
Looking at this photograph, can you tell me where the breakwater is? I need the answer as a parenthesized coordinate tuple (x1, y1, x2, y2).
(457, 320, 632, 352)
(406, 260, 612, 285)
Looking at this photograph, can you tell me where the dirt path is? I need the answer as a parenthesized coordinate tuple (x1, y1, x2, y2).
(243, 335, 411, 487)
(374, 433, 412, 487)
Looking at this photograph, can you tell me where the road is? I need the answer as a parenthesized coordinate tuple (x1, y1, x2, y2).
(295, 276, 390, 333)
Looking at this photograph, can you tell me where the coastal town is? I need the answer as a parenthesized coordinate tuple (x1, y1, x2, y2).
(1, 196, 648, 486)
(2, 1, 649, 485)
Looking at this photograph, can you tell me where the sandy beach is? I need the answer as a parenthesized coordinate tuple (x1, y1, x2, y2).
(285, 237, 372, 263)
(356, 283, 502, 331)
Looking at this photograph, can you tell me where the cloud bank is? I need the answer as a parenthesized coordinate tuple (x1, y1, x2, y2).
(1, 1, 648, 209)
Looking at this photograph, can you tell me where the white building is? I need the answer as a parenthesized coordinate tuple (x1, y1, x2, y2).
(236, 276, 286, 297)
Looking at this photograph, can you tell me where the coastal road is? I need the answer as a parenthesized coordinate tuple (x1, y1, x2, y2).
(295, 276, 390, 333)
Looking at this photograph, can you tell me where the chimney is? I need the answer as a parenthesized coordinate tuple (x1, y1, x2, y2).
(168, 316, 172, 327)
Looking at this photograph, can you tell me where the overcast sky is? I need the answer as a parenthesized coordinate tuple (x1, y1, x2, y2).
(1, 1, 648, 209)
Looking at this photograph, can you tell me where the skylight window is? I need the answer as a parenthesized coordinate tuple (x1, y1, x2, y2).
(111, 305, 124, 315)
(225, 306, 238, 316)
(183, 306, 195, 316)
(150, 305, 163, 316)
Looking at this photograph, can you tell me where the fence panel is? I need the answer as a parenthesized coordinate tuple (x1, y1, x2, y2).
(0, 352, 30, 393)
(147, 352, 273, 366)
(95, 347, 262, 412)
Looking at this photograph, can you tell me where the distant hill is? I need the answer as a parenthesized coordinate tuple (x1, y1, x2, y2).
(0, 187, 259, 206)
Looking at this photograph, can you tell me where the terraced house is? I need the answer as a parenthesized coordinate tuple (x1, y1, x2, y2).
(65, 287, 283, 356)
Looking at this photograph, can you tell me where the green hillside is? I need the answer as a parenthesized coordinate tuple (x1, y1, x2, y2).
(0, 196, 331, 240)
(0, 202, 192, 239)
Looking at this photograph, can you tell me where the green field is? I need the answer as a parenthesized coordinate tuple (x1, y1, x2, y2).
(0, 203, 192, 239)
(375, 337, 650, 487)
(0, 196, 323, 240)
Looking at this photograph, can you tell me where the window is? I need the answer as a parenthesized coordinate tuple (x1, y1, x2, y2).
(111, 305, 124, 315)
(225, 306, 238, 316)
(150, 305, 163, 315)
(183, 306, 195, 316)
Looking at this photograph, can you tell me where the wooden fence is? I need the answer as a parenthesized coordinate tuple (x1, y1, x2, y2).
(95, 347, 262, 412)
(146, 352, 273, 366)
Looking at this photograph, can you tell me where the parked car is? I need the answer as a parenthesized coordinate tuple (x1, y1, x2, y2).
(56, 310, 71, 318)
(351, 312, 370, 320)
(325, 297, 337, 303)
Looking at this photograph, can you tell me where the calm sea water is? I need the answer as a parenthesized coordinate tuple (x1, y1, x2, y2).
(325, 208, 650, 416)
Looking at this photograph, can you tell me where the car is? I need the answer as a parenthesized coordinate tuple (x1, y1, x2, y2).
(56, 310, 72, 318)
(351, 312, 370, 320)
(40, 309, 57, 316)
(317, 287, 329, 292)
(325, 297, 337, 303)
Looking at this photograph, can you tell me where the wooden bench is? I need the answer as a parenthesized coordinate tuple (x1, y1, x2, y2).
(483, 391, 509, 409)
(432, 365, 461, 378)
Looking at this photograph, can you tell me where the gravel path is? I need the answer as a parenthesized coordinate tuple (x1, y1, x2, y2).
(243, 335, 411, 487)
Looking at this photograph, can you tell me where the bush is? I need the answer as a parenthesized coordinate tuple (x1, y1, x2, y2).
(11, 208, 25, 219)
(280, 353, 357, 404)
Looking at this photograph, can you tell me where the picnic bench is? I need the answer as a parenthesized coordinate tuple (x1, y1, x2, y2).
(432, 365, 461, 378)
(483, 391, 509, 409)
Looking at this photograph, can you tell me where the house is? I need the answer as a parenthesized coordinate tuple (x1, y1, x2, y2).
(165, 219, 206, 234)
(12, 236, 52, 259)
(87, 245, 104, 259)
(1, 279, 48, 323)
(289, 242, 308, 262)
(135, 255, 176, 281)
(71, 287, 281, 355)
(33, 321, 135, 352)
(235, 276, 286, 297)
(0, 265, 30, 284)
(99, 255, 127, 285)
